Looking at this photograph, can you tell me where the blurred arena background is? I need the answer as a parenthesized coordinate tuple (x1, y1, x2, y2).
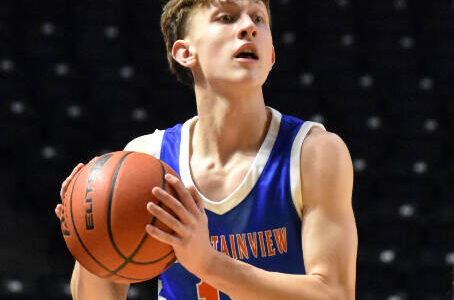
(0, 0, 453, 299)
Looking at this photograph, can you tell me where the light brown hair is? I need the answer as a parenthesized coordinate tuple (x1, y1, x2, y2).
(161, 0, 271, 86)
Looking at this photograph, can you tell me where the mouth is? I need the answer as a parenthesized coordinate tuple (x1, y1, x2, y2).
(234, 51, 259, 60)
(233, 45, 260, 61)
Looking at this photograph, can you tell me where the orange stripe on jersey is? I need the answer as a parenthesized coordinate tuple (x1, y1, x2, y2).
(220, 235, 230, 256)
(265, 230, 276, 256)
(236, 234, 249, 259)
(258, 231, 267, 258)
(247, 232, 259, 258)
(211, 236, 219, 251)
(229, 234, 238, 259)
(273, 227, 288, 254)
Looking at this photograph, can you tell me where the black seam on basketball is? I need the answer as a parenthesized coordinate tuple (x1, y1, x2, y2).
(111, 249, 175, 276)
(102, 251, 175, 281)
(68, 154, 171, 282)
(126, 159, 174, 265)
(69, 163, 142, 281)
(99, 270, 160, 281)
(107, 152, 135, 260)
(164, 257, 177, 271)
(103, 153, 175, 278)
(105, 159, 175, 276)
(150, 160, 167, 225)
(159, 160, 166, 190)
(150, 160, 166, 225)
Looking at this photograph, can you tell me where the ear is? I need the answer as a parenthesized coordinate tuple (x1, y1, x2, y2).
(172, 40, 197, 68)
(271, 45, 276, 67)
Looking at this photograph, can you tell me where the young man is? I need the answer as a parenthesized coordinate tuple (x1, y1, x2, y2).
(56, 0, 357, 299)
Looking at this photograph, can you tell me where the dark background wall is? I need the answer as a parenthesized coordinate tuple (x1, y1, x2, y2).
(0, 0, 453, 299)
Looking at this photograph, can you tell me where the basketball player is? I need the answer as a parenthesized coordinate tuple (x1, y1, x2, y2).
(55, 0, 358, 299)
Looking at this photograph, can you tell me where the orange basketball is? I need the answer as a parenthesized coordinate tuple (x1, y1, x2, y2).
(60, 151, 178, 283)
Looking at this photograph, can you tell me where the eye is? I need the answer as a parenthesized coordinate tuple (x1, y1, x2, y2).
(254, 15, 264, 24)
(219, 14, 234, 23)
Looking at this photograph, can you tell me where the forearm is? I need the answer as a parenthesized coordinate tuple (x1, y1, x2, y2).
(199, 249, 346, 300)
(71, 261, 129, 300)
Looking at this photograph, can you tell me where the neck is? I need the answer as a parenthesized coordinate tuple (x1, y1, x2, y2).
(191, 84, 271, 166)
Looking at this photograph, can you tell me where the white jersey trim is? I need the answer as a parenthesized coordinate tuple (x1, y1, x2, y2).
(123, 129, 165, 159)
(158, 279, 166, 300)
(289, 121, 326, 220)
(179, 107, 282, 215)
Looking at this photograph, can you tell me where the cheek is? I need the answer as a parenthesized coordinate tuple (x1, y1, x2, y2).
(263, 38, 275, 66)
(199, 40, 231, 68)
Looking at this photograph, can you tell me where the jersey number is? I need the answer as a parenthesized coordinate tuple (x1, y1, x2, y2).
(197, 280, 220, 300)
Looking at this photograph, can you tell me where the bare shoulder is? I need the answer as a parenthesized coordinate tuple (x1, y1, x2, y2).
(301, 127, 352, 171)
(300, 127, 354, 208)
(124, 134, 154, 152)
(124, 129, 165, 157)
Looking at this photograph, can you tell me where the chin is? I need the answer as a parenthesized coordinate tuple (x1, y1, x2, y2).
(227, 77, 263, 89)
(207, 70, 269, 89)
(229, 71, 268, 86)
(238, 74, 268, 88)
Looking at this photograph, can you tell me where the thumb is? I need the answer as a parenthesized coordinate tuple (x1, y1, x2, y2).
(55, 204, 63, 220)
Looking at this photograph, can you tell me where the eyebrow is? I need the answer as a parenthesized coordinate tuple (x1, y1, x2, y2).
(214, 0, 264, 8)
(212, 0, 267, 16)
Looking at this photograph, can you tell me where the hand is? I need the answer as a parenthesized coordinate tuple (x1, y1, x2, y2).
(145, 173, 215, 276)
(55, 163, 85, 220)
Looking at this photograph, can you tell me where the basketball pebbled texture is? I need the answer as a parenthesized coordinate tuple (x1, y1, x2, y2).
(60, 151, 178, 283)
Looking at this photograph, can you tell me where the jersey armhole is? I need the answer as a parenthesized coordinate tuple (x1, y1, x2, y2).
(289, 121, 326, 220)
(123, 129, 165, 159)
(158, 278, 166, 299)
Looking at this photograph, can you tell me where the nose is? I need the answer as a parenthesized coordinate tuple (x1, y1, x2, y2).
(237, 14, 257, 40)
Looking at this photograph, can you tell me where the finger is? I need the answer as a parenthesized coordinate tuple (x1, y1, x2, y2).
(70, 163, 85, 177)
(60, 175, 70, 199)
(66, 164, 84, 185)
(188, 185, 205, 213)
(145, 224, 180, 247)
(60, 177, 72, 200)
(60, 163, 84, 200)
(152, 187, 195, 226)
(147, 202, 188, 238)
(55, 204, 63, 220)
(165, 174, 200, 215)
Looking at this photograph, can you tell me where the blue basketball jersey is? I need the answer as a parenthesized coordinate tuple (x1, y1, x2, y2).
(125, 107, 325, 300)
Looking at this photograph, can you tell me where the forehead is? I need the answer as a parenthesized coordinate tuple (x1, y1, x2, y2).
(205, 0, 266, 10)
(213, 0, 263, 5)
(186, 0, 268, 37)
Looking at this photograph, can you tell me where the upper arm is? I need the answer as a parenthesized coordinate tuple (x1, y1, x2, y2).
(300, 130, 357, 300)
(124, 134, 152, 152)
(124, 130, 164, 157)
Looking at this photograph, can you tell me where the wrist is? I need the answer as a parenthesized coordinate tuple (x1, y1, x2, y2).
(197, 246, 221, 278)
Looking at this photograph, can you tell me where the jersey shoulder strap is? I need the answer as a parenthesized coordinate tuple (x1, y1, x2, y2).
(289, 120, 326, 219)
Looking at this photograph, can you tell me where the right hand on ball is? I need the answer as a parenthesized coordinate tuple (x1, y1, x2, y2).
(55, 163, 85, 220)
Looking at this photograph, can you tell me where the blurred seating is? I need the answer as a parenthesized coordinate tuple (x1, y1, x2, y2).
(0, 0, 452, 298)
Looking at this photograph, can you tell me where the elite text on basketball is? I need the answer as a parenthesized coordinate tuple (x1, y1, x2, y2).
(84, 154, 113, 230)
